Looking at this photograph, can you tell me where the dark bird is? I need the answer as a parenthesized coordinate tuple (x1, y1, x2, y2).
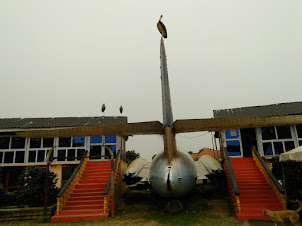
(157, 15, 167, 38)
(101, 104, 106, 113)
(120, 105, 123, 114)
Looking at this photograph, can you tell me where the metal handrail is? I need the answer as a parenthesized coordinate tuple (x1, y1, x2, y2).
(224, 147, 240, 196)
(104, 150, 121, 195)
(251, 146, 284, 194)
(57, 150, 88, 197)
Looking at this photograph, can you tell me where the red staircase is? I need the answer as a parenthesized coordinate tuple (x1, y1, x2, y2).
(229, 157, 283, 220)
(51, 161, 113, 222)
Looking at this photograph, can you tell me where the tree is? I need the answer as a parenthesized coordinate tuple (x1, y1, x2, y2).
(17, 166, 59, 207)
(187, 151, 193, 155)
(126, 150, 140, 165)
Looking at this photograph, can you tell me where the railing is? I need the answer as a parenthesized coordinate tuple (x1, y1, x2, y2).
(55, 150, 88, 215)
(103, 150, 121, 215)
(251, 146, 286, 209)
(223, 147, 241, 213)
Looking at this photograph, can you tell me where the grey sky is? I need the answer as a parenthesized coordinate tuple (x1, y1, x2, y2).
(1, 1, 302, 160)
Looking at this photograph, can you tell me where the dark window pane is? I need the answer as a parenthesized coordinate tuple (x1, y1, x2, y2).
(285, 141, 295, 152)
(299, 140, 302, 146)
(77, 149, 85, 160)
(11, 137, 25, 149)
(28, 151, 36, 162)
(67, 149, 75, 161)
(273, 142, 283, 155)
(43, 138, 54, 148)
(105, 136, 116, 143)
(296, 125, 302, 138)
(90, 145, 102, 159)
(226, 140, 241, 156)
(4, 152, 14, 163)
(263, 143, 273, 155)
(58, 149, 66, 161)
(73, 137, 85, 147)
(15, 151, 25, 163)
(59, 137, 71, 147)
(276, 126, 292, 139)
(30, 138, 41, 148)
(46, 149, 54, 162)
(225, 129, 239, 139)
(37, 150, 45, 162)
(0, 152, 3, 163)
(261, 127, 276, 140)
(0, 137, 10, 149)
(90, 136, 102, 143)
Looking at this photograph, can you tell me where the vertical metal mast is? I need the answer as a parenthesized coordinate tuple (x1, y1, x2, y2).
(160, 37, 174, 128)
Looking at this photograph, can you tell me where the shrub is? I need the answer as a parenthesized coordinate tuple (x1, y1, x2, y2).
(17, 166, 59, 207)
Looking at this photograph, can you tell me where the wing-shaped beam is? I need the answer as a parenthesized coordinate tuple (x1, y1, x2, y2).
(17, 121, 163, 138)
(174, 115, 302, 133)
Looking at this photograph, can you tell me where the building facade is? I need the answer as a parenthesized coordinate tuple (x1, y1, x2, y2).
(0, 116, 127, 190)
(214, 102, 302, 157)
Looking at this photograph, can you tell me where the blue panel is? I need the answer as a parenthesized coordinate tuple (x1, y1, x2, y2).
(226, 140, 241, 156)
(73, 137, 85, 147)
(225, 129, 239, 139)
(90, 136, 102, 143)
(105, 136, 116, 143)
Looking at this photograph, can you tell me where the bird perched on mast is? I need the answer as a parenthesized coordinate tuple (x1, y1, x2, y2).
(157, 15, 167, 38)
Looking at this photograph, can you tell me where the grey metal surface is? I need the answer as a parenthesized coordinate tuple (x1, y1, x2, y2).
(160, 37, 174, 128)
(0, 116, 127, 129)
(149, 150, 197, 197)
(214, 101, 302, 118)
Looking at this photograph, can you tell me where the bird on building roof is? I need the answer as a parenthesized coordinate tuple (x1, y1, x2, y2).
(157, 15, 167, 38)
(120, 105, 123, 114)
(101, 104, 106, 113)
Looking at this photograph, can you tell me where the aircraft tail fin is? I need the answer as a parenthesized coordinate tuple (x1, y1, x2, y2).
(160, 37, 174, 128)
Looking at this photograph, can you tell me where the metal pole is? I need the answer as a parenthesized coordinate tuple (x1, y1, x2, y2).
(282, 162, 288, 208)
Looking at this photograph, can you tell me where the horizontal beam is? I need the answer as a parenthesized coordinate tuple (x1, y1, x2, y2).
(17, 121, 164, 138)
(174, 115, 302, 133)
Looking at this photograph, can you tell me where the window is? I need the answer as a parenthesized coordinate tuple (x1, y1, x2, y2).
(0, 137, 10, 149)
(0, 152, 3, 163)
(224, 129, 242, 157)
(11, 137, 25, 149)
(73, 137, 85, 147)
(59, 137, 71, 147)
(67, 149, 75, 161)
(58, 150, 66, 161)
(43, 138, 54, 148)
(28, 151, 36, 162)
(30, 138, 41, 148)
(4, 152, 14, 163)
(37, 150, 45, 162)
(259, 126, 296, 156)
(15, 151, 25, 163)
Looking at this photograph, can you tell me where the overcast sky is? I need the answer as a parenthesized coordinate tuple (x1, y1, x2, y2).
(1, 1, 302, 161)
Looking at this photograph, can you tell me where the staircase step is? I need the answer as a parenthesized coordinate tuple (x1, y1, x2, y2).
(66, 199, 104, 206)
(76, 183, 107, 189)
(59, 209, 104, 216)
(63, 204, 104, 211)
(51, 213, 109, 222)
(70, 192, 104, 198)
